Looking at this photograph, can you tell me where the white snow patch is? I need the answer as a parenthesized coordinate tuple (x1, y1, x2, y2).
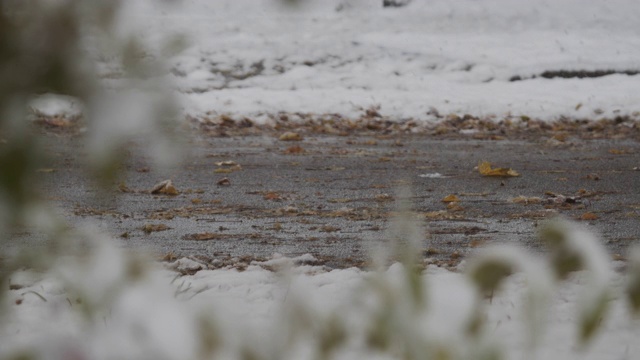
(418, 172, 446, 178)
(105, 0, 640, 122)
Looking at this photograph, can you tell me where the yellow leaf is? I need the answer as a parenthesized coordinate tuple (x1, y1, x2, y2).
(478, 161, 520, 177)
(442, 194, 460, 203)
(609, 149, 630, 155)
(279, 132, 303, 141)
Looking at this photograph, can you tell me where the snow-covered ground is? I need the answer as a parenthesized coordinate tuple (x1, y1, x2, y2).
(1, 249, 638, 360)
(112, 0, 640, 122)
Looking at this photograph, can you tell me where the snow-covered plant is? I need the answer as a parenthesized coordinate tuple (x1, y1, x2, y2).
(0, 0, 182, 315)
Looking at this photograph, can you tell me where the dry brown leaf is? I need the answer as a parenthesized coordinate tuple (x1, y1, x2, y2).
(283, 145, 305, 154)
(40, 116, 71, 128)
(609, 149, 631, 155)
(142, 224, 170, 233)
(279, 132, 303, 141)
(375, 193, 393, 202)
(328, 198, 352, 203)
(580, 212, 599, 221)
(511, 196, 542, 204)
(217, 177, 231, 186)
(320, 225, 340, 233)
(150, 180, 179, 195)
(264, 192, 281, 201)
(183, 232, 221, 241)
(478, 161, 520, 177)
(442, 194, 460, 203)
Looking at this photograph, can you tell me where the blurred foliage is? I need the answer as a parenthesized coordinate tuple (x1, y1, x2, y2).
(0, 1, 640, 359)
(0, 0, 180, 311)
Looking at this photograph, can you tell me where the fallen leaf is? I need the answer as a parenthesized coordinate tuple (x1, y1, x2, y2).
(217, 177, 231, 186)
(609, 149, 631, 155)
(442, 194, 460, 203)
(182, 233, 221, 241)
(264, 192, 281, 201)
(511, 196, 542, 204)
(142, 224, 170, 233)
(580, 212, 598, 221)
(214, 164, 241, 174)
(215, 160, 237, 166)
(375, 193, 393, 202)
(118, 182, 132, 193)
(328, 198, 352, 203)
(279, 132, 303, 141)
(150, 180, 179, 195)
(283, 145, 305, 154)
(478, 161, 520, 177)
(447, 203, 465, 212)
(320, 225, 340, 233)
(40, 116, 71, 128)
(191, 198, 202, 204)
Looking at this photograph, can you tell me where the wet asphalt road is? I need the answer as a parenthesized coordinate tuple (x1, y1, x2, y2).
(6, 132, 640, 268)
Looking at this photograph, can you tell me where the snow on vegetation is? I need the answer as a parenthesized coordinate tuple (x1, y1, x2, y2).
(2, 219, 640, 360)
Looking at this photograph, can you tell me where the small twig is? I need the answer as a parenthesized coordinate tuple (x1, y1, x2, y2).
(21, 290, 47, 302)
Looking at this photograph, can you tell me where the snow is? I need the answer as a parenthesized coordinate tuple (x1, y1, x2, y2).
(105, 0, 640, 123)
(2, 254, 639, 360)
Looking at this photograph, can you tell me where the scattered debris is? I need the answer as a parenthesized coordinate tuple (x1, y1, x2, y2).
(217, 177, 231, 186)
(543, 191, 582, 205)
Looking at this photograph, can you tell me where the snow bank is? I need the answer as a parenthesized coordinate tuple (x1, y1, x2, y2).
(108, 0, 640, 122)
